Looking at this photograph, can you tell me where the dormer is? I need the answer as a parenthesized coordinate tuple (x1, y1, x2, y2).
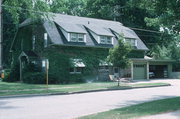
(85, 25, 114, 45)
(55, 21, 87, 43)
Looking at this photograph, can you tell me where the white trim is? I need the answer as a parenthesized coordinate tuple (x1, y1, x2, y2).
(44, 33, 48, 47)
(147, 62, 149, 80)
(112, 37, 114, 44)
(135, 40, 138, 46)
(98, 36, 100, 43)
(84, 34, 87, 42)
(67, 33, 70, 41)
(131, 62, 133, 80)
(69, 33, 86, 42)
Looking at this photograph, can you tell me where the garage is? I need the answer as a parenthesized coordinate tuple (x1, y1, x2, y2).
(133, 64, 146, 79)
(149, 65, 168, 79)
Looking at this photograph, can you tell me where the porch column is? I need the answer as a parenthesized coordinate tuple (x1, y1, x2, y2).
(131, 62, 133, 80)
(147, 62, 149, 80)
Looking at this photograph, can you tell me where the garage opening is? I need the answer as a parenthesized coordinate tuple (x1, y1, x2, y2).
(149, 65, 168, 79)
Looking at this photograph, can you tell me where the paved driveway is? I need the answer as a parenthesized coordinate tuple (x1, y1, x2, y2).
(0, 79, 180, 119)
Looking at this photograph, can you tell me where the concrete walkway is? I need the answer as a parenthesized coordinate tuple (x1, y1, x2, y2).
(0, 79, 180, 119)
(138, 110, 180, 119)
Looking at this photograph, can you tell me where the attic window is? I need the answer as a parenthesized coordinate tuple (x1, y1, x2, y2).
(70, 33, 85, 42)
(125, 38, 137, 46)
(100, 36, 112, 44)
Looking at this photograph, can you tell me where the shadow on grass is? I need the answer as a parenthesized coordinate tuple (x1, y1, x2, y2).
(109, 96, 180, 119)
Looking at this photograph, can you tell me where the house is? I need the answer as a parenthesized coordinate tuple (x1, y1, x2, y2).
(11, 13, 178, 82)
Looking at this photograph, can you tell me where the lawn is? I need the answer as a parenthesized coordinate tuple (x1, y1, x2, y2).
(0, 81, 169, 96)
(79, 97, 180, 119)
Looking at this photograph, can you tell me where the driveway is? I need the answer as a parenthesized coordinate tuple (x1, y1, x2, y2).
(0, 79, 180, 119)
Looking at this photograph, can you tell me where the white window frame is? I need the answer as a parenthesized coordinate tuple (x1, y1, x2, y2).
(70, 33, 85, 42)
(100, 36, 112, 44)
(125, 38, 137, 46)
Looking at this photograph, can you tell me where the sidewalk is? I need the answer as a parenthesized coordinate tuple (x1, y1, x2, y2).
(138, 110, 180, 119)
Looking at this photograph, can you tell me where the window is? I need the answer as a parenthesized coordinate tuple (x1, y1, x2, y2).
(44, 33, 48, 47)
(100, 36, 112, 44)
(78, 34, 84, 42)
(32, 35, 35, 50)
(69, 67, 82, 74)
(125, 38, 137, 46)
(70, 33, 85, 42)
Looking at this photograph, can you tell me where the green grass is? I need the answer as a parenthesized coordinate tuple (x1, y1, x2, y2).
(0, 81, 169, 96)
(79, 97, 180, 119)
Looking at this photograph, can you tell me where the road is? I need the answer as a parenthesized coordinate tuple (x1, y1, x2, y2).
(0, 79, 180, 119)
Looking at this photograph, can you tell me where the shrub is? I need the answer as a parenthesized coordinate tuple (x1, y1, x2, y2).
(23, 72, 58, 84)
(69, 74, 85, 83)
(2, 69, 11, 82)
(2, 63, 20, 82)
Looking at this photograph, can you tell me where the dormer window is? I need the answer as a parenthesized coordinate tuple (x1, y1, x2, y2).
(70, 33, 85, 42)
(100, 36, 112, 44)
(125, 38, 137, 46)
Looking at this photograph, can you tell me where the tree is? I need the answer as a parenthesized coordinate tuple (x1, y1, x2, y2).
(50, 0, 87, 16)
(107, 36, 131, 86)
(107, 37, 131, 69)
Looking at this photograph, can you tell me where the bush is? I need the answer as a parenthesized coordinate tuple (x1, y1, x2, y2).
(69, 74, 85, 83)
(2, 63, 20, 82)
(23, 72, 59, 84)
(2, 69, 11, 82)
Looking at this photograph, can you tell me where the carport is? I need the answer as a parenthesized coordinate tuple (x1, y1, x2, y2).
(131, 58, 175, 80)
(149, 60, 174, 79)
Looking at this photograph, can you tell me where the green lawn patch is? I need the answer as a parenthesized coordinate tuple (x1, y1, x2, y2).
(0, 81, 169, 96)
(79, 97, 180, 119)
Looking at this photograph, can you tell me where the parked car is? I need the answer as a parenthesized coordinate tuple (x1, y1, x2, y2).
(149, 72, 155, 78)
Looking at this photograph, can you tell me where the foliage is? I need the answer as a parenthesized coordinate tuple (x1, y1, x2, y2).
(42, 46, 109, 83)
(69, 74, 85, 83)
(3, 0, 50, 24)
(50, 0, 87, 16)
(107, 37, 131, 69)
(151, 45, 172, 60)
(1, 69, 11, 81)
(139, 0, 180, 33)
(2, 63, 20, 82)
(22, 72, 58, 84)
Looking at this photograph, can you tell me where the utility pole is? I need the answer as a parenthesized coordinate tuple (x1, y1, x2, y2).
(0, 0, 3, 70)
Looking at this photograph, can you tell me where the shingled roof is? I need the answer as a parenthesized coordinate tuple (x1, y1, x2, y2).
(20, 13, 149, 50)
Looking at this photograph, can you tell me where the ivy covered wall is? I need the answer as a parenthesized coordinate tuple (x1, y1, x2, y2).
(10, 23, 146, 83)
(42, 45, 109, 83)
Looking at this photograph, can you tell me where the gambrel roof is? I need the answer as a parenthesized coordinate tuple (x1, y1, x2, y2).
(20, 13, 149, 50)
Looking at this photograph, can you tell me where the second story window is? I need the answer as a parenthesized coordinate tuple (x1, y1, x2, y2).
(125, 38, 137, 46)
(44, 33, 48, 47)
(70, 33, 85, 42)
(100, 36, 112, 44)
